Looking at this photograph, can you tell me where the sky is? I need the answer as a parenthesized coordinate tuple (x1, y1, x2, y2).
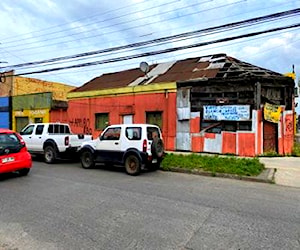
(0, 0, 299, 111)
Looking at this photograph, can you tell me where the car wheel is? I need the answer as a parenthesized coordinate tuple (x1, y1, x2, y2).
(125, 155, 141, 176)
(80, 150, 95, 169)
(44, 145, 57, 164)
(18, 168, 30, 176)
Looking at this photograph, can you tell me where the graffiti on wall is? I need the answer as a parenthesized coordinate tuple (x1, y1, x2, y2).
(69, 118, 92, 134)
(285, 116, 293, 135)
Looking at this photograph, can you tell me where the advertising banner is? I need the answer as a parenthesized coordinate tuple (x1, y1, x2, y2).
(264, 103, 282, 123)
(203, 105, 250, 121)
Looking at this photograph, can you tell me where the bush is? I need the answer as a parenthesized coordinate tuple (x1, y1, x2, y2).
(292, 142, 300, 157)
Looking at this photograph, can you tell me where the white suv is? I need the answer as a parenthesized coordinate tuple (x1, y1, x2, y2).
(79, 124, 164, 175)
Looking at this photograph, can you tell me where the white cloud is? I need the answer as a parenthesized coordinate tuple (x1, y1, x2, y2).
(0, 0, 299, 87)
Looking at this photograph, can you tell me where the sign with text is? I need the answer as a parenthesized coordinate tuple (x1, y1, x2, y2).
(203, 105, 250, 121)
(264, 103, 282, 123)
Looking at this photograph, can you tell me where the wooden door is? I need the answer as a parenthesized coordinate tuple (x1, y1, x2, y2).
(16, 116, 29, 132)
(263, 121, 278, 153)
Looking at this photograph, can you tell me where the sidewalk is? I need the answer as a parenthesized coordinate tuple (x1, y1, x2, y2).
(259, 157, 300, 188)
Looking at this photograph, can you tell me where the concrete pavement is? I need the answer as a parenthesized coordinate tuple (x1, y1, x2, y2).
(259, 157, 300, 188)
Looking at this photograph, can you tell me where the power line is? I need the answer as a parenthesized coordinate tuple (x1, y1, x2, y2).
(0, 0, 151, 42)
(17, 20, 299, 71)
(2, 0, 250, 53)
(0, 0, 189, 48)
(13, 23, 300, 76)
(2, 8, 299, 70)
(8, 1, 295, 59)
(30, 27, 300, 82)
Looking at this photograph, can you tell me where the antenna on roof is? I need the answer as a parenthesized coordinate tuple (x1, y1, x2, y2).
(139, 61, 149, 78)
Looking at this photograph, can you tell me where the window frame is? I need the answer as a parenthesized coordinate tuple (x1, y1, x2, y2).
(95, 113, 109, 130)
(101, 127, 121, 140)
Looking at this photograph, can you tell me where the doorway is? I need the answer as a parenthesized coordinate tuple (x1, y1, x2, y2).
(263, 121, 278, 153)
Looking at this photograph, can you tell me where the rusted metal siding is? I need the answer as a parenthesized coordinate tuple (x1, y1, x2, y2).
(73, 53, 285, 94)
(176, 121, 191, 151)
(176, 88, 191, 151)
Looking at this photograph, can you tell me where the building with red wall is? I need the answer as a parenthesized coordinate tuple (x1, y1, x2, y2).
(51, 53, 295, 156)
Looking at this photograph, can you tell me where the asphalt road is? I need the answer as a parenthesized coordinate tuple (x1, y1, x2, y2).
(0, 160, 299, 250)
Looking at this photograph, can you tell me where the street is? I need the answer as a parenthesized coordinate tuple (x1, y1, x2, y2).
(0, 160, 299, 250)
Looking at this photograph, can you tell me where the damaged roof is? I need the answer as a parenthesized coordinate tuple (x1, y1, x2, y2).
(71, 53, 284, 93)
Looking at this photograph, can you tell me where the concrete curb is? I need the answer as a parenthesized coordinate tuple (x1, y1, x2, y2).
(160, 167, 276, 184)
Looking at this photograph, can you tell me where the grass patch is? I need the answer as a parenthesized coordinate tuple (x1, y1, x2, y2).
(161, 153, 264, 176)
(259, 151, 281, 157)
(292, 142, 300, 157)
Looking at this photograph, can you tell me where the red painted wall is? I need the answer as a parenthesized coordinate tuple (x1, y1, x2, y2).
(50, 109, 69, 124)
(191, 136, 204, 152)
(50, 94, 294, 157)
(222, 132, 236, 155)
(283, 113, 294, 154)
(238, 133, 255, 156)
(190, 116, 200, 133)
(276, 111, 294, 155)
(50, 92, 177, 151)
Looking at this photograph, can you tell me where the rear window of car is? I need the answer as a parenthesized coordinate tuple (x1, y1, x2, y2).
(0, 133, 22, 155)
(0, 133, 20, 146)
(147, 127, 161, 140)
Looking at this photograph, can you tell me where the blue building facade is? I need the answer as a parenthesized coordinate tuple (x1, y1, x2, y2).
(0, 97, 11, 129)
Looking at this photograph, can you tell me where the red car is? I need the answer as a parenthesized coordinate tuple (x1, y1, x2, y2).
(0, 128, 32, 176)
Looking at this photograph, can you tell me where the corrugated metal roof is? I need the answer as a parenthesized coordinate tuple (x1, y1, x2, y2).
(71, 53, 283, 93)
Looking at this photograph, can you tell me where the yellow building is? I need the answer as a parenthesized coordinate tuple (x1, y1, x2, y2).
(0, 70, 75, 131)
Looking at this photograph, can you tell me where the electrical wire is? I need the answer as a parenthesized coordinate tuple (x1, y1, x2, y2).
(7, 1, 295, 59)
(12, 23, 299, 76)
(0, 0, 199, 48)
(2, 8, 299, 70)
(0, 0, 151, 42)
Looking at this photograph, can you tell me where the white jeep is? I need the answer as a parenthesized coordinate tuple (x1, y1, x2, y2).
(79, 124, 164, 175)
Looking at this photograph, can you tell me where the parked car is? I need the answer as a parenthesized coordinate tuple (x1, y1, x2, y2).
(20, 123, 93, 163)
(0, 128, 32, 176)
(79, 124, 165, 175)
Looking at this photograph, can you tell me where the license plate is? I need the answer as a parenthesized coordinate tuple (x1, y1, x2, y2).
(152, 159, 157, 163)
(2, 157, 15, 163)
